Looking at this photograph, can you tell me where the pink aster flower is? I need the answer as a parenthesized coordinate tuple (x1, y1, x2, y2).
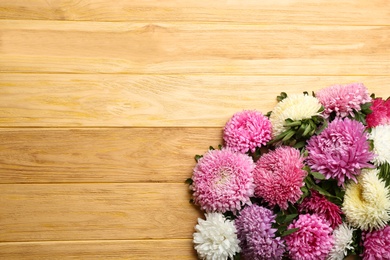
(299, 190, 342, 229)
(235, 204, 285, 259)
(223, 110, 272, 153)
(306, 118, 374, 186)
(253, 146, 307, 210)
(285, 214, 334, 260)
(362, 225, 390, 260)
(366, 98, 390, 128)
(191, 148, 255, 213)
(316, 83, 371, 119)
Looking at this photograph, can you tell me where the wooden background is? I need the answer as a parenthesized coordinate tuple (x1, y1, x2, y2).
(0, 1, 389, 259)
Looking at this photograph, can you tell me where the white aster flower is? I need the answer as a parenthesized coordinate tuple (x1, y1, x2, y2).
(193, 213, 240, 260)
(270, 94, 322, 136)
(342, 168, 390, 231)
(328, 223, 355, 260)
(370, 124, 390, 166)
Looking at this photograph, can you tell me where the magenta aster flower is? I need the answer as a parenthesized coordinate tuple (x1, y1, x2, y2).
(192, 148, 255, 213)
(366, 98, 390, 128)
(253, 146, 306, 210)
(362, 225, 390, 260)
(223, 110, 272, 153)
(306, 118, 374, 186)
(299, 190, 342, 229)
(315, 83, 371, 119)
(285, 214, 334, 260)
(235, 204, 285, 259)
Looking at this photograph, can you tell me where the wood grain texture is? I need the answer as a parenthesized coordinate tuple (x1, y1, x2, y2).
(1, 74, 389, 127)
(1, 21, 390, 74)
(0, 239, 196, 260)
(0, 183, 201, 242)
(0, 0, 389, 25)
(0, 128, 221, 183)
(1, 1, 389, 259)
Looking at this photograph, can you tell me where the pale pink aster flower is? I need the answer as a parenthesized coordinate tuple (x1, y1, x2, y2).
(223, 110, 272, 153)
(235, 204, 285, 260)
(192, 148, 255, 213)
(299, 190, 342, 229)
(253, 146, 307, 210)
(306, 118, 374, 186)
(362, 225, 390, 260)
(315, 83, 371, 119)
(285, 214, 334, 260)
(366, 98, 390, 128)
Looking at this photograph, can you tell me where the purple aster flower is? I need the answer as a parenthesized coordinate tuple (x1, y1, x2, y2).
(285, 214, 334, 260)
(362, 225, 390, 259)
(316, 83, 371, 119)
(192, 148, 255, 213)
(235, 204, 285, 259)
(306, 118, 374, 186)
(224, 110, 272, 153)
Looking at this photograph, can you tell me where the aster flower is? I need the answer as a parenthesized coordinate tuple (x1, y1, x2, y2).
(315, 83, 371, 119)
(192, 148, 255, 212)
(253, 146, 306, 210)
(366, 97, 390, 128)
(342, 168, 390, 231)
(370, 124, 390, 166)
(193, 213, 240, 260)
(328, 223, 356, 260)
(362, 225, 390, 260)
(285, 214, 334, 260)
(235, 204, 285, 259)
(306, 117, 374, 186)
(299, 190, 342, 229)
(269, 93, 322, 137)
(223, 110, 272, 153)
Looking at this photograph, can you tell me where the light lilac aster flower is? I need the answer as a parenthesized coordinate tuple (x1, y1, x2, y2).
(362, 225, 390, 260)
(306, 118, 374, 186)
(235, 204, 285, 259)
(223, 110, 272, 153)
(285, 214, 334, 260)
(299, 190, 342, 229)
(315, 83, 371, 119)
(192, 148, 255, 213)
(253, 146, 307, 210)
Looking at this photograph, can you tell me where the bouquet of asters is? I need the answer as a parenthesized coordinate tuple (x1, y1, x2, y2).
(186, 83, 390, 260)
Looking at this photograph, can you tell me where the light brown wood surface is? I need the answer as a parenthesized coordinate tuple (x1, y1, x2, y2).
(0, 1, 389, 259)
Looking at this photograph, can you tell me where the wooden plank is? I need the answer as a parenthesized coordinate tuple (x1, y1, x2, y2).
(0, 0, 389, 26)
(0, 183, 202, 242)
(0, 239, 197, 260)
(0, 128, 220, 184)
(1, 74, 389, 127)
(1, 21, 389, 74)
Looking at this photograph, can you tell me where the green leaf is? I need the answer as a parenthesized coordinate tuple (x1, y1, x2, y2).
(185, 178, 193, 185)
(282, 129, 295, 142)
(275, 214, 286, 224)
(293, 141, 306, 149)
(209, 146, 215, 150)
(194, 154, 203, 162)
(302, 123, 312, 137)
(284, 214, 298, 223)
(277, 92, 288, 102)
(281, 228, 299, 237)
(283, 120, 302, 128)
(311, 171, 326, 180)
